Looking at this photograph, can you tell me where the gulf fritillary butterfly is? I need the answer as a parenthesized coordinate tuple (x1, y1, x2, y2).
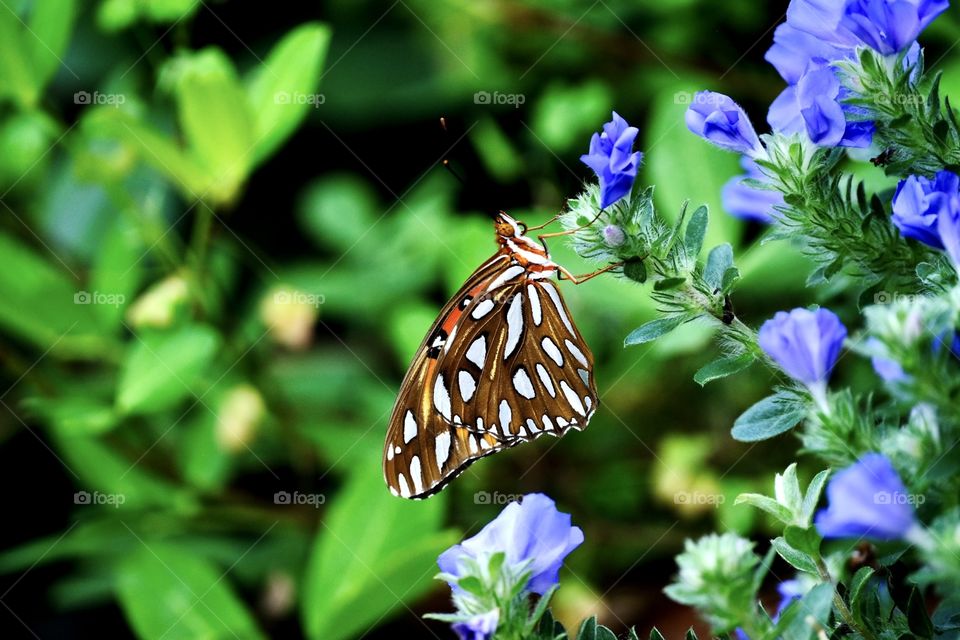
(382, 211, 618, 499)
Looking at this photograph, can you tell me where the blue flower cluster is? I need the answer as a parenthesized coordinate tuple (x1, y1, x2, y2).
(686, 0, 947, 224)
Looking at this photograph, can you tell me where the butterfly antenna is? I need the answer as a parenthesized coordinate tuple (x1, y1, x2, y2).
(439, 117, 468, 187)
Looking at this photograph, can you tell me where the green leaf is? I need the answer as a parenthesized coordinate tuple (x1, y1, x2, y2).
(800, 469, 830, 526)
(731, 391, 808, 442)
(301, 463, 458, 640)
(172, 48, 255, 202)
(907, 587, 934, 638)
(734, 493, 793, 524)
(28, 0, 77, 89)
(0, 6, 38, 107)
(115, 542, 266, 640)
(116, 325, 221, 414)
(0, 232, 108, 358)
(649, 629, 666, 640)
(577, 616, 598, 640)
(704, 243, 734, 292)
(778, 583, 834, 640)
(684, 205, 709, 258)
(772, 538, 817, 575)
(721, 266, 740, 293)
(693, 353, 754, 386)
(783, 525, 821, 558)
(83, 108, 211, 199)
(246, 22, 331, 166)
(654, 276, 686, 291)
(624, 316, 686, 346)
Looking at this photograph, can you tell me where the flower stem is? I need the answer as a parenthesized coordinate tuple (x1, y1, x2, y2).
(815, 557, 873, 640)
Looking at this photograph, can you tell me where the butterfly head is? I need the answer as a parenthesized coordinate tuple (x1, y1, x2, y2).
(494, 212, 527, 241)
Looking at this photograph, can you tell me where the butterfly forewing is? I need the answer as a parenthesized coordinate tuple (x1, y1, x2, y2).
(383, 219, 599, 499)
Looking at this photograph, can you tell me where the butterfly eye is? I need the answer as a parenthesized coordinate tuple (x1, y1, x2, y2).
(518, 223, 527, 235)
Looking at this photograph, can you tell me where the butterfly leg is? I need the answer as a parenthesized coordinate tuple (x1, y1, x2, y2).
(557, 262, 624, 284)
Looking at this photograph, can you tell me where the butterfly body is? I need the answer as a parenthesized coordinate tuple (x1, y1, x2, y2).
(383, 212, 598, 499)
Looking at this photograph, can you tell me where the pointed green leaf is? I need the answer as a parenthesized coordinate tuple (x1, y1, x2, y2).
(301, 464, 458, 640)
(246, 22, 331, 166)
(624, 316, 686, 346)
(116, 542, 266, 640)
(684, 205, 709, 258)
(704, 243, 734, 292)
(731, 391, 808, 442)
(693, 353, 754, 386)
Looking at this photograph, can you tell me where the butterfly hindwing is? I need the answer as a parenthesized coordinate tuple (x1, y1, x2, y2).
(383, 253, 598, 499)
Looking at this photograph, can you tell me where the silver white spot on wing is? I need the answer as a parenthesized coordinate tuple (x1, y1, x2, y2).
(565, 339, 589, 367)
(486, 265, 525, 291)
(434, 375, 452, 420)
(504, 293, 524, 359)
(398, 472, 410, 498)
(435, 431, 451, 471)
(468, 435, 479, 453)
(585, 396, 593, 410)
(540, 281, 574, 334)
(541, 337, 564, 366)
(578, 368, 590, 386)
(512, 367, 536, 399)
(527, 284, 542, 326)
(403, 410, 417, 444)
(556, 417, 569, 428)
(535, 363, 556, 397)
(409, 455, 423, 495)
(526, 418, 539, 434)
(386, 445, 394, 461)
(479, 437, 492, 450)
(458, 370, 477, 402)
(559, 380, 586, 416)
(542, 414, 554, 432)
(499, 400, 513, 435)
(445, 324, 458, 354)
(471, 299, 495, 319)
(466, 336, 486, 368)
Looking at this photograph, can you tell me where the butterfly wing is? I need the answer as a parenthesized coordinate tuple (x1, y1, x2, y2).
(383, 254, 522, 499)
(443, 277, 598, 441)
(383, 257, 598, 499)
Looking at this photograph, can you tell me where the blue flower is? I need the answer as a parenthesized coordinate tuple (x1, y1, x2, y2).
(937, 186, 960, 269)
(437, 493, 583, 596)
(891, 171, 960, 250)
(841, 0, 949, 55)
(758, 307, 848, 389)
(815, 453, 918, 540)
(768, 67, 874, 148)
(452, 609, 499, 640)
(581, 112, 643, 209)
(765, 23, 850, 85)
(784, 0, 947, 54)
(721, 156, 784, 223)
(685, 92, 764, 157)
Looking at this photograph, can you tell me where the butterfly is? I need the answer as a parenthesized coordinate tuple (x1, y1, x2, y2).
(382, 211, 619, 499)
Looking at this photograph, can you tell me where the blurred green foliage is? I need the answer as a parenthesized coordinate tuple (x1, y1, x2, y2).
(1, 0, 959, 638)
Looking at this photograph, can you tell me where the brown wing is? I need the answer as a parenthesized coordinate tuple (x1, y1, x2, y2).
(443, 277, 598, 440)
(383, 256, 598, 499)
(383, 254, 520, 499)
